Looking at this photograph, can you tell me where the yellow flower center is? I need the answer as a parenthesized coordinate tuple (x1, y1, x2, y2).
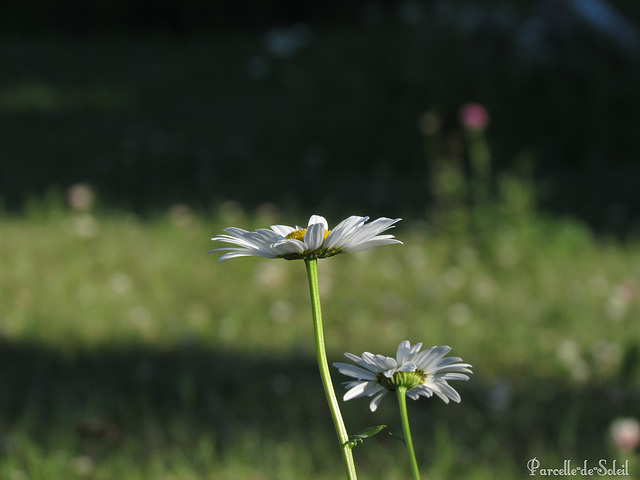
(281, 228, 340, 260)
(285, 228, 330, 243)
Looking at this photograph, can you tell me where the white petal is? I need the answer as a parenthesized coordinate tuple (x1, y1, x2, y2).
(439, 372, 470, 381)
(406, 389, 422, 400)
(343, 381, 371, 401)
(408, 385, 432, 400)
(332, 362, 378, 380)
(254, 227, 280, 236)
(349, 355, 382, 373)
(307, 215, 329, 230)
(435, 363, 473, 375)
(359, 217, 401, 237)
(338, 218, 399, 248)
(353, 352, 384, 372)
(270, 224, 295, 236)
(218, 227, 251, 238)
(269, 239, 306, 255)
(396, 362, 417, 373)
(435, 356, 466, 367)
(208, 230, 283, 259)
(344, 352, 364, 363)
(427, 380, 462, 403)
(210, 219, 306, 261)
(323, 216, 368, 249)
(413, 346, 452, 371)
(382, 368, 395, 378)
(341, 237, 403, 253)
(329, 221, 371, 249)
(343, 381, 384, 401)
(211, 232, 265, 249)
(304, 222, 326, 250)
(396, 340, 411, 364)
(214, 249, 278, 261)
(363, 384, 386, 397)
(369, 391, 388, 412)
(362, 352, 397, 372)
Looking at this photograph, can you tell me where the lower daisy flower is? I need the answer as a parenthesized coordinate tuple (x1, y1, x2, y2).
(209, 214, 402, 261)
(333, 341, 472, 412)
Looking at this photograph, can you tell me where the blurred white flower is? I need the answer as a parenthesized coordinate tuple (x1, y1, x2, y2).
(448, 302, 472, 325)
(606, 279, 638, 321)
(186, 303, 209, 327)
(607, 294, 628, 321)
(254, 262, 288, 289)
(472, 275, 495, 301)
(557, 339, 591, 382)
(457, 246, 478, 268)
(72, 214, 99, 238)
(210, 215, 402, 261)
(496, 244, 520, 268)
(591, 340, 623, 374)
(108, 272, 132, 296)
(444, 267, 466, 290)
(10, 470, 27, 480)
(557, 339, 581, 365)
(269, 300, 295, 323)
(129, 305, 152, 330)
(217, 200, 245, 223)
(168, 204, 194, 228)
(69, 455, 95, 477)
(333, 340, 472, 412)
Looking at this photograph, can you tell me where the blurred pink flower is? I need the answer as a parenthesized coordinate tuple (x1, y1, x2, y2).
(610, 418, 640, 452)
(67, 184, 95, 212)
(459, 103, 490, 131)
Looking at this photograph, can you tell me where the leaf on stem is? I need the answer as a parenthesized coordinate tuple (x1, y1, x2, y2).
(346, 425, 388, 448)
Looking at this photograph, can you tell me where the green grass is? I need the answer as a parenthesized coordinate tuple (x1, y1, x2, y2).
(1, 203, 640, 479)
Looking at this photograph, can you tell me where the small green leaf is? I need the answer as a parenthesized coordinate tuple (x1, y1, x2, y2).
(345, 425, 387, 448)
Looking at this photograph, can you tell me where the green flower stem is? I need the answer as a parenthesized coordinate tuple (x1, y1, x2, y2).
(396, 386, 421, 480)
(304, 258, 358, 480)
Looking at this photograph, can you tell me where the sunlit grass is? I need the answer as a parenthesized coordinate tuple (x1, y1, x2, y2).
(1, 203, 639, 479)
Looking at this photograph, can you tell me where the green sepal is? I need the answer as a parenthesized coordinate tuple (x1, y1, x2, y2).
(389, 430, 406, 445)
(345, 425, 387, 448)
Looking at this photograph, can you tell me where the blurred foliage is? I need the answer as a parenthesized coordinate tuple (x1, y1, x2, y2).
(2, 0, 640, 233)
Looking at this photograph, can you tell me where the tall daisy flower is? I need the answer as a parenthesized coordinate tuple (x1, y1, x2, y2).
(334, 341, 472, 412)
(209, 213, 403, 480)
(209, 214, 401, 261)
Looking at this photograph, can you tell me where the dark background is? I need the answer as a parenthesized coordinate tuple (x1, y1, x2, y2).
(2, 0, 640, 232)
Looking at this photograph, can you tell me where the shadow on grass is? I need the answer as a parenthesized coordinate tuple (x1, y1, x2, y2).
(1, 340, 639, 473)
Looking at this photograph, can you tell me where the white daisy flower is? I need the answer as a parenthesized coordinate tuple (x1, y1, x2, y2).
(333, 341, 472, 412)
(209, 214, 402, 261)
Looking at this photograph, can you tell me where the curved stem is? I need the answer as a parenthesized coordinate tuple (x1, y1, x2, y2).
(304, 258, 358, 480)
(396, 386, 421, 480)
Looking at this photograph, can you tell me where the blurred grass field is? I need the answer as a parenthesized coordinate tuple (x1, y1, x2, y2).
(1, 199, 639, 479)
